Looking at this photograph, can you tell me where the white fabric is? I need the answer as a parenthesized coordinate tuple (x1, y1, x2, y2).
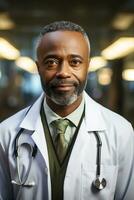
(0, 91, 134, 200)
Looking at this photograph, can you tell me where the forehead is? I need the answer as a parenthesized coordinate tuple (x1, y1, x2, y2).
(37, 31, 90, 56)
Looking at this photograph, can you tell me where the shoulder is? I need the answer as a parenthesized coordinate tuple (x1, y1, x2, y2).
(0, 93, 44, 141)
(0, 93, 44, 132)
(101, 105, 133, 137)
(0, 107, 29, 130)
(0, 107, 30, 151)
(0, 107, 30, 143)
(85, 92, 133, 136)
(101, 104, 132, 130)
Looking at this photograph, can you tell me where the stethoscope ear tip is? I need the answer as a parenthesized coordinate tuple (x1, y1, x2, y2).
(93, 177, 106, 190)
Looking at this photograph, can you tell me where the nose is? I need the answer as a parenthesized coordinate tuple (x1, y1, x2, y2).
(56, 61, 71, 78)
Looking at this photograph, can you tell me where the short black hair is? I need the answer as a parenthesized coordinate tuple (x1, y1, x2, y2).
(40, 21, 88, 38)
(36, 21, 90, 58)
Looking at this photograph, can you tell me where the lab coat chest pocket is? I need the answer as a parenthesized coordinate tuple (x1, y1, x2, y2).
(81, 163, 118, 200)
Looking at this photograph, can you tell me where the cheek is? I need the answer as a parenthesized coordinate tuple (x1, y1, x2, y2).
(39, 68, 56, 83)
(73, 68, 88, 83)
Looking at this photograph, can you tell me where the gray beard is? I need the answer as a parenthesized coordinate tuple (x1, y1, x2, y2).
(49, 92, 78, 105)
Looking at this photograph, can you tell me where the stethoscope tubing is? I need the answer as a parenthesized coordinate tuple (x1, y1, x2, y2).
(93, 131, 102, 177)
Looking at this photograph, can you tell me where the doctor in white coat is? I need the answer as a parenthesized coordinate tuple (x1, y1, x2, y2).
(0, 21, 134, 200)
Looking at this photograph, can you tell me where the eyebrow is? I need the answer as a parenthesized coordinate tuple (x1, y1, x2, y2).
(43, 54, 84, 61)
(43, 54, 61, 60)
(70, 54, 84, 60)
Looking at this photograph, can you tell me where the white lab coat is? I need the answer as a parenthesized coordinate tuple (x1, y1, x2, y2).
(0, 92, 134, 200)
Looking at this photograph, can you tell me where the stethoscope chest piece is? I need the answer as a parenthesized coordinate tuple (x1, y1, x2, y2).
(93, 177, 106, 190)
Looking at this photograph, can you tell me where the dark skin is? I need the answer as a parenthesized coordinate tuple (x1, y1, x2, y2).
(36, 31, 90, 117)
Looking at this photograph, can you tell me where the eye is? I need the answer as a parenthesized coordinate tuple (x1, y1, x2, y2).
(70, 58, 82, 67)
(44, 58, 59, 69)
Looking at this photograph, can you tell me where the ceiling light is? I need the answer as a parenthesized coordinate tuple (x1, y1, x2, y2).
(122, 69, 134, 81)
(0, 13, 15, 30)
(89, 56, 107, 72)
(112, 13, 134, 30)
(0, 38, 20, 60)
(15, 56, 37, 74)
(101, 37, 134, 60)
(98, 68, 112, 85)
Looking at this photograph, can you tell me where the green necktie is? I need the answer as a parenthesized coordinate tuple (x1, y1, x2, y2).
(52, 119, 70, 163)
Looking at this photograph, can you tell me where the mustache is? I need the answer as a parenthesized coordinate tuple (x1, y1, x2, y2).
(49, 79, 78, 87)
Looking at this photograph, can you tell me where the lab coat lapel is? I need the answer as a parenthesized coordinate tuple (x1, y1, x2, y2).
(19, 93, 49, 169)
(84, 91, 106, 131)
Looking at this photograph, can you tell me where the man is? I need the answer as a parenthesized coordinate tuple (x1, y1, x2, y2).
(0, 21, 134, 200)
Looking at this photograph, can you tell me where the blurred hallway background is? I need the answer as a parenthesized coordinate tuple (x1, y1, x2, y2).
(0, 0, 134, 126)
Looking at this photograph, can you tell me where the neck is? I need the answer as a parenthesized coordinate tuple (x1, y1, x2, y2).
(46, 95, 83, 117)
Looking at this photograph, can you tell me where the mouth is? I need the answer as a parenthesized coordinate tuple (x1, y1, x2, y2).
(53, 84, 74, 92)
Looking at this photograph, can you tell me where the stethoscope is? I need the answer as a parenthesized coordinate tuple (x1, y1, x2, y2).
(92, 131, 106, 190)
(11, 113, 106, 190)
(11, 128, 37, 187)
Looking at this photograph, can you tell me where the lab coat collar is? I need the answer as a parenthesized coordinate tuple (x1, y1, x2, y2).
(20, 93, 44, 130)
(84, 92, 106, 131)
(20, 91, 106, 132)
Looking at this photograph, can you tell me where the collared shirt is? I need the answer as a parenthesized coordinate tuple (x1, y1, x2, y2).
(43, 97, 85, 143)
